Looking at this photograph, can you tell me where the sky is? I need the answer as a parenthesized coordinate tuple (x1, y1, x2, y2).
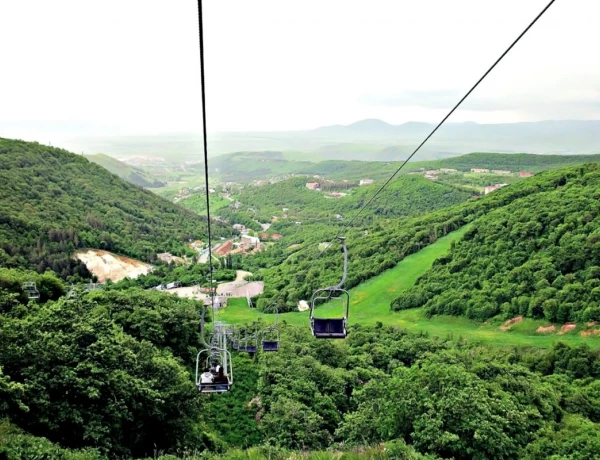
(0, 0, 599, 136)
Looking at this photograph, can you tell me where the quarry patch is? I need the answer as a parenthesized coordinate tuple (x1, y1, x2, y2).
(536, 325, 556, 334)
(74, 249, 153, 283)
(500, 316, 523, 331)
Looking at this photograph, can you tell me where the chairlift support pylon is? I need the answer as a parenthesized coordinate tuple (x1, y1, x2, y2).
(309, 237, 350, 339)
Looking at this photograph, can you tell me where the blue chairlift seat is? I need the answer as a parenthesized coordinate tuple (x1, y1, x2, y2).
(262, 340, 279, 351)
(312, 318, 347, 339)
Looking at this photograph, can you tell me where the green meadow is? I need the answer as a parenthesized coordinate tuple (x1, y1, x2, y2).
(217, 226, 600, 348)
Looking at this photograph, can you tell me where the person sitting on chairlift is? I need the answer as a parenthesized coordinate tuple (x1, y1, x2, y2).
(201, 368, 214, 384)
(213, 367, 228, 384)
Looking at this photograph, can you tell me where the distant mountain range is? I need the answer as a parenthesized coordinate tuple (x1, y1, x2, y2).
(2, 119, 600, 161)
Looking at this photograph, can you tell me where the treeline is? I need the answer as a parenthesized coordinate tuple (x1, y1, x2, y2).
(392, 163, 600, 323)
(0, 138, 232, 280)
(112, 262, 237, 290)
(291, 152, 600, 182)
(414, 152, 600, 173)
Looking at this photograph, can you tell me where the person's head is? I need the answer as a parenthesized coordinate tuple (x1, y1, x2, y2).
(204, 368, 210, 373)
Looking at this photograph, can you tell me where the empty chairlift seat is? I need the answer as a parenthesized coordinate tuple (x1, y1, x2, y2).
(311, 317, 347, 339)
(261, 340, 279, 351)
(261, 326, 280, 352)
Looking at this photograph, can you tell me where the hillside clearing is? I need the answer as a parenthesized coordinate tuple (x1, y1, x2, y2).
(74, 249, 153, 283)
(218, 226, 600, 348)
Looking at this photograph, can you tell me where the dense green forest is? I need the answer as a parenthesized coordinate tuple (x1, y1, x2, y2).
(392, 163, 600, 324)
(0, 276, 209, 458)
(2, 276, 600, 460)
(222, 176, 473, 225)
(0, 138, 232, 279)
(85, 154, 166, 188)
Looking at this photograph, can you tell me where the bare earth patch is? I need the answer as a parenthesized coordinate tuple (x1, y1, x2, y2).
(580, 328, 600, 337)
(588, 321, 598, 327)
(558, 323, 577, 335)
(536, 325, 556, 334)
(74, 249, 153, 283)
(500, 316, 523, 331)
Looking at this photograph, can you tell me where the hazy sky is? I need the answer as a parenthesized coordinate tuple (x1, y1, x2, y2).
(1, 0, 598, 135)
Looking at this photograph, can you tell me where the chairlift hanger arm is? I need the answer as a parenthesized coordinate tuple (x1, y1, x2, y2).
(324, 237, 348, 291)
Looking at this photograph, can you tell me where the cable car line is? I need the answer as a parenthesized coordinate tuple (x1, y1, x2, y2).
(323, 0, 558, 242)
(195, 0, 234, 393)
(193, 0, 557, 347)
(258, 0, 558, 331)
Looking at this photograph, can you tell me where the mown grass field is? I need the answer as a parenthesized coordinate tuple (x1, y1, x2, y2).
(217, 226, 600, 348)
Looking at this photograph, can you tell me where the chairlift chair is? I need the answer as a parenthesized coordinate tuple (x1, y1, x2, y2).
(261, 303, 280, 352)
(240, 336, 258, 353)
(22, 281, 40, 300)
(309, 237, 350, 339)
(196, 347, 233, 393)
(261, 328, 280, 352)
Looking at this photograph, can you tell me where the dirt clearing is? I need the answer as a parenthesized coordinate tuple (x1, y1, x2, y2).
(74, 249, 153, 283)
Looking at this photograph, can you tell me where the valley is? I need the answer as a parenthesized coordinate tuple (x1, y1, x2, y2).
(3, 137, 600, 460)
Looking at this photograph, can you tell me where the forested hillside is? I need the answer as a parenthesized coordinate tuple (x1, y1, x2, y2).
(223, 175, 473, 224)
(392, 163, 600, 324)
(248, 163, 600, 313)
(210, 151, 313, 182)
(412, 152, 600, 173)
(0, 138, 231, 279)
(85, 153, 166, 188)
(0, 276, 208, 458)
(3, 293, 600, 459)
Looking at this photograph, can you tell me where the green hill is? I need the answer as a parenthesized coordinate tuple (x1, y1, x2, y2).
(411, 152, 600, 173)
(210, 151, 312, 182)
(245, 162, 600, 312)
(0, 138, 231, 279)
(85, 153, 166, 187)
(392, 163, 600, 324)
(299, 152, 600, 181)
(223, 175, 473, 225)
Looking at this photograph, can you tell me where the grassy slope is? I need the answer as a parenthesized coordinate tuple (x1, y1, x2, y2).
(218, 226, 600, 348)
(85, 153, 165, 187)
(177, 194, 230, 216)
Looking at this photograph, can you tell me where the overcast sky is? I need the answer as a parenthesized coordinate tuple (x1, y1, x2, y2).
(0, 0, 598, 135)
